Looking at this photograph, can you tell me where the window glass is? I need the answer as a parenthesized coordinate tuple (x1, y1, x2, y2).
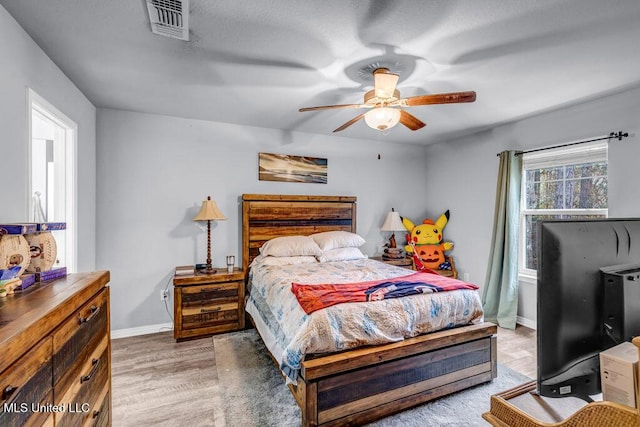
(520, 142, 608, 276)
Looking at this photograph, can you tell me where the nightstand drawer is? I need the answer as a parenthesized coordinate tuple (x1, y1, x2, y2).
(182, 302, 239, 329)
(180, 282, 241, 330)
(181, 281, 240, 303)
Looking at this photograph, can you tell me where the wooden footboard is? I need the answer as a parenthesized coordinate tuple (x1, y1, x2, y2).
(289, 322, 497, 426)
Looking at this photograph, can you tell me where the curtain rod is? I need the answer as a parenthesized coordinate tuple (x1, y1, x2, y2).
(496, 131, 629, 157)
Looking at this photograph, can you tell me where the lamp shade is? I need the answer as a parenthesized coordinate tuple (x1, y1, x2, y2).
(381, 211, 405, 232)
(193, 197, 227, 221)
(365, 107, 401, 131)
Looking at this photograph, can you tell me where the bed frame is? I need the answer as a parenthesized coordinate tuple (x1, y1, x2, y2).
(242, 194, 497, 426)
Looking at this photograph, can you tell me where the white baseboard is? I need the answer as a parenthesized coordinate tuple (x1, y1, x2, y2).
(516, 315, 537, 330)
(111, 322, 173, 339)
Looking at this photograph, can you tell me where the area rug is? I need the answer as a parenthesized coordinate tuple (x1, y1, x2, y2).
(213, 329, 532, 427)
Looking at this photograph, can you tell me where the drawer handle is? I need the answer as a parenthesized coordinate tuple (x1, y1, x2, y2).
(2, 385, 19, 403)
(200, 307, 221, 313)
(79, 305, 100, 324)
(80, 358, 100, 383)
(201, 287, 221, 292)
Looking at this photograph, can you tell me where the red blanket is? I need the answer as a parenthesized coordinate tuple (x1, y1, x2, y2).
(291, 270, 479, 314)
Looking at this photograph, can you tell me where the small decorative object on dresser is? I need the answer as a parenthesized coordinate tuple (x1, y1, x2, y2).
(25, 222, 66, 272)
(173, 267, 245, 341)
(193, 196, 227, 274)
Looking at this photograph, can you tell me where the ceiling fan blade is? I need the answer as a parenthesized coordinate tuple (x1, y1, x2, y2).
(403, 91, 476, 106)
(374, 69, 399, 99)
(299, 104, 363, 112)
(333, 114, 365, 132)
(399, 110, 426, 131)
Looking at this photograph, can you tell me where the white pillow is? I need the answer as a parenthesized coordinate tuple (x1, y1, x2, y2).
(311, 231, 366, 251)
(259, 235, 322, 257)
(318, 247, 367, 262)
(251, 254, 318, 267)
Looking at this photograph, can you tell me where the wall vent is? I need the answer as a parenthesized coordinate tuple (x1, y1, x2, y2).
(146, 0, 189, 41)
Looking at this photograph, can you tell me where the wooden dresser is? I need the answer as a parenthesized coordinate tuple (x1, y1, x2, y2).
(0, 271, 111, 427)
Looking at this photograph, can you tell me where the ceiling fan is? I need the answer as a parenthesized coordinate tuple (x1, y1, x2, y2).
(299, 67, 476, 133)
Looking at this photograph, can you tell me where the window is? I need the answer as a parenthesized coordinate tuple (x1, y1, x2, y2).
(28, 89, 77, 272)
(519, 141, 608, 279)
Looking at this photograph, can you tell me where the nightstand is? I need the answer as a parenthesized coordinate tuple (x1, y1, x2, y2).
(435, 256, 458, 279)
(371, 256, 415, 270)
(173, 267, 244, 341)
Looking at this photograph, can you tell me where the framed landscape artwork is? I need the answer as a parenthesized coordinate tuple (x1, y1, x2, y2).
(258, 152, 327, 184)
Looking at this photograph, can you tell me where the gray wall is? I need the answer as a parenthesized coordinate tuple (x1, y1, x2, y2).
(0, 6, 97, 272)
(96, 109, 430, 331)
(423, 85, 640, 327)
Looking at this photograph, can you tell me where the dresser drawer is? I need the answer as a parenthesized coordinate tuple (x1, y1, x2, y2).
(89, 387, 110, 427)
(0, 338, 53, 427)
(180, 282, 240, 330)
(54, 335, 109, 427)
(52, 288, 109, 394)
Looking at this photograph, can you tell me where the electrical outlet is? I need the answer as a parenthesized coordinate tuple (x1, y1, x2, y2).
(462, 273, 470, 282)
(160, 289, 168, 301)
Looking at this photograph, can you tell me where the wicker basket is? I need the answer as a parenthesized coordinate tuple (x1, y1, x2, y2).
(482, 337, 640, 426)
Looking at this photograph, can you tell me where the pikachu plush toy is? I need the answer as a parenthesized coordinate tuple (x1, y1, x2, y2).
(402, 210, 453, 270)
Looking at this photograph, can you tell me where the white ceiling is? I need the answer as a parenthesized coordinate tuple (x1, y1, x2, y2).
(3, 0, 640, 145)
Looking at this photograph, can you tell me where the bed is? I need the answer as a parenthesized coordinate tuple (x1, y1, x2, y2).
(242, 194, 497, 426)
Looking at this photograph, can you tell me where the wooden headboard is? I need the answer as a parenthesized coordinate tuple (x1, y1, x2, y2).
(242, 194, 357, 272)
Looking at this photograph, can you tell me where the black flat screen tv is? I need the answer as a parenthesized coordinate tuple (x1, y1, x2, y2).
(537, 218, 640, 401)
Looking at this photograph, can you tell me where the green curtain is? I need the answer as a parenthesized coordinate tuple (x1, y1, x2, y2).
(482, 150, 523, 329)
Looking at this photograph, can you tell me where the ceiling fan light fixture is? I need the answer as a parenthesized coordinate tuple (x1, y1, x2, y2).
(364, 107, 401, 131)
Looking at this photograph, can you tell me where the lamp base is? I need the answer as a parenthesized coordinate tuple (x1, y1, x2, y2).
(197, 264, 217, 275)
(382, 247, 405, 260)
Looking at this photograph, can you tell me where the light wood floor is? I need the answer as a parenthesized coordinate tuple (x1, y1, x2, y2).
(495, 324, 537, 379)
(111, 324, 537, 426)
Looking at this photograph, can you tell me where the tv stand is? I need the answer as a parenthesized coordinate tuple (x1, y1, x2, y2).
(483, 338, 640, 427)
(538, 353, 601, 402)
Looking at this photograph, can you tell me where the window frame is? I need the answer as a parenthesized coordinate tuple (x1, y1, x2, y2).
(27, 88, 78, 273)
(518, 141, 608, 282)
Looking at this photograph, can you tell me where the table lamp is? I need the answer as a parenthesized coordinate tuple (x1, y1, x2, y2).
(193, 196, 227, 274)
(380, 208, 406, 249)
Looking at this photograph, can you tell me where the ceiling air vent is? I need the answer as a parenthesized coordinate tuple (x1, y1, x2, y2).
(146, 0, 189, 41)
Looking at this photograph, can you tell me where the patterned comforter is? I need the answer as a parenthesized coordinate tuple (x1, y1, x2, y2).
(245, 258, 484, 383)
